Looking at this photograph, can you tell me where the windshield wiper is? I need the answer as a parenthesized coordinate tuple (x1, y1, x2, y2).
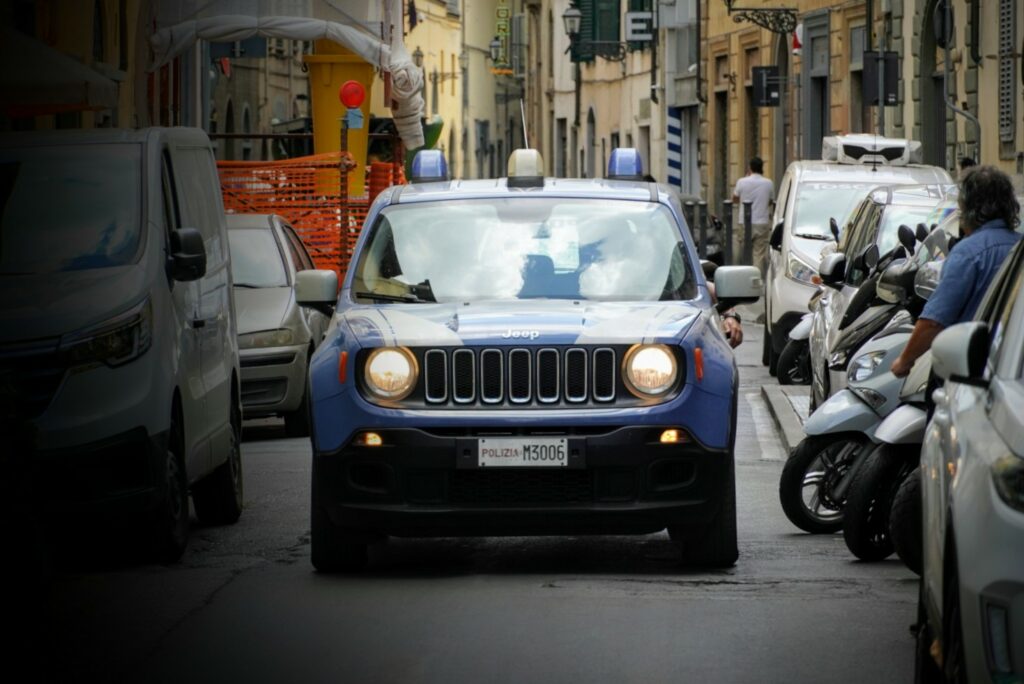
(354, 291, 429, 303)
(792, 232, 832, 241)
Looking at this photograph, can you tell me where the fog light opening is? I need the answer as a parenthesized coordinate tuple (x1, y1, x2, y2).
(985, 603, 1012, 674)
(359, 431, 383, 447)
(659, 429, 685, 444)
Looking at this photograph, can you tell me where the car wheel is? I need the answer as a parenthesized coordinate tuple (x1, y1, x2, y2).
(942, 540, 968, 684)
(843, 445, 914, 561)
(149, 410, 189, 564)
(777, 339, 811, 385)
(192, 396, 244, 525)
(779, 433, 865, 533)
(890, 470, 923, 576)
(914, 584, 942, 684)
(671, 456, 738, 568)
(310, 499, 368, 573)
(762, 321, 771, 367)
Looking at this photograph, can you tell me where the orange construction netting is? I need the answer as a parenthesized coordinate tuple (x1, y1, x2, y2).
(217, 151, 403, 280)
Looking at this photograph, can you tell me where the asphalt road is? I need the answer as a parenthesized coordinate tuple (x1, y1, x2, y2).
(20, 325, 918, 684)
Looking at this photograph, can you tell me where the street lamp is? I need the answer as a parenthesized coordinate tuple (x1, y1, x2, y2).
(562, 7, 583, 127)
(488, 37, 501, 64)
(412, 46, 424, 68)
(562, 7, 582, 37)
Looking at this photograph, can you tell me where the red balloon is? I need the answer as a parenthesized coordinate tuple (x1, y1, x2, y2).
(338, 80, 366, 108)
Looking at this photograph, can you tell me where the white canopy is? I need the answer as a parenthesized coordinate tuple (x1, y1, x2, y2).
(149, 0, 424, 148)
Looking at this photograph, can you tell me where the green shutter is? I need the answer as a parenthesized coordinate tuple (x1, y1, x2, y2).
(573, 0, 596, 63)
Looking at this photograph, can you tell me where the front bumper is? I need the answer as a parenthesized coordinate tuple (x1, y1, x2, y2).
(239, 344, 308, 416)
(313, 426, 732, 538)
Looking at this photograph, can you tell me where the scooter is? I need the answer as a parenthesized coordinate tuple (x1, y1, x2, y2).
(776, 290, 822, 386)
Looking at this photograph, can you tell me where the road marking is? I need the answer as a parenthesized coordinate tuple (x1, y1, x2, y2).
(746, 391, 786, 461)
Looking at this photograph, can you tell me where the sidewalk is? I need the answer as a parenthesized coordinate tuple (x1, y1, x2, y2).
(761, 384, 810, 456)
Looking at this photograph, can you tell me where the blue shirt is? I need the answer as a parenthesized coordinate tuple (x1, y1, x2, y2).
(921, 218, 1022, 326)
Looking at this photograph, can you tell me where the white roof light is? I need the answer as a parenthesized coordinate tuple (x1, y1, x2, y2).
(507, 149, 544, 187)
(821, 134, 923, 166)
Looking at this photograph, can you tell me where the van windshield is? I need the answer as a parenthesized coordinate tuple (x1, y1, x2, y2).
(351, 198, 696, 303)
(791, 182, 878, 239)
(0, 144, 142, 274)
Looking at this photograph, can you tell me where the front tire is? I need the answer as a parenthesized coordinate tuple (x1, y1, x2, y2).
(890, 469, 923, 575)
(779, 433, 866, 533)
(914, 584, 942, 684)
(843, 445, 913, 561)
(777, 339, 811, 385)
(310, 500, 368, 573)
(149, 411, 189, 563)
(671, 455, 738, 567)
(192, 396, 244, 525)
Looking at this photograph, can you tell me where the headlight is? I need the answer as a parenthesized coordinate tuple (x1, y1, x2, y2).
(786, 253, 818, 285)
(364, 347, 418, 401)
(60, 298, 152, 368)
(992, 454, 1024, 513)
(848, 351, 887, 383)
(239, 328, 294, 349)
(623, 344, 678, 397)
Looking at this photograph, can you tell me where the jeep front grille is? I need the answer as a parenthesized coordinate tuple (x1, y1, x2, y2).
(420, 346, 617, 407)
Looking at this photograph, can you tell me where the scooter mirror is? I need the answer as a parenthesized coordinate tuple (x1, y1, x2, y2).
(897, 224, 916, 255)
(829, 217, 840, 242)
(863, 244, 880, 271)
(915, 223, 930, 243)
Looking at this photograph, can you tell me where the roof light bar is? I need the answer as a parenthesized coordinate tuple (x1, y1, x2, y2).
(410, 149, 449, 183)
(607, 148, 644, 180)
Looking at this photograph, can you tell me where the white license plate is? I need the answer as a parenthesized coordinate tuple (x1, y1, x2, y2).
(477, 437, 568, 467)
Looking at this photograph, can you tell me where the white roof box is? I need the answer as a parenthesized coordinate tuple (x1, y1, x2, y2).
(821, 134, 923, 166)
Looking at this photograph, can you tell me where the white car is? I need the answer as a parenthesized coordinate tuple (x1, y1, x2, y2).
(764, 135, 952, 374)
(227, 214, 333, 436)
(0, 128, 242, 563)
(918, 239, 1024, 681)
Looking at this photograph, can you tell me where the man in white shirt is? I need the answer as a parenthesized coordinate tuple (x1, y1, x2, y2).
(731, 156, 775, 277)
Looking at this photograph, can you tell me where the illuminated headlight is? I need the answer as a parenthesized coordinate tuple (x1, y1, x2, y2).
(623, 344, 678, 397)
(364, 347, 418, 401)
(786, 253, 818, 285)
(60, 298, 152, 368)
(848, 351, 887, 383)
(239, 328, 294, 349)
(992, 453, 1024, 513)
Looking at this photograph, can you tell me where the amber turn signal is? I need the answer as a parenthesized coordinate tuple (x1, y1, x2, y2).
(359, 432, 383, 447)
(660, 429, 681, 444)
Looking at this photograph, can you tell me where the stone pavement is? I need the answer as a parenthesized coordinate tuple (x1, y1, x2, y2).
(761, 384, 810, 456)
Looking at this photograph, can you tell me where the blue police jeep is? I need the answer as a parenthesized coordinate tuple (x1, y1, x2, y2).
(295, 149, 762, 571)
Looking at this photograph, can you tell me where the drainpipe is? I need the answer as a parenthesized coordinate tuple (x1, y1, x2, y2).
(943, 0, 980, 163)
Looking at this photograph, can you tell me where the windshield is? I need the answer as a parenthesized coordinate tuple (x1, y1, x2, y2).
(791, 182, 880, 239)
(228, 228, 288, 287)
(0, 144, 141, 274)
(351, 198, 697, 303)
(876, 203, 956, 255)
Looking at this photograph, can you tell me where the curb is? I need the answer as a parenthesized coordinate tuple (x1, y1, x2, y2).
(761, 385, 805, 457)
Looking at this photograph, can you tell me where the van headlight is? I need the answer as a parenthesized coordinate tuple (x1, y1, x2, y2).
(238, 328, 294, 349)
(786, 253, 818, 285)
(993, 454, 1024, 513)
(60, 298, 152, 368)
(848, 351, 887, 383)
(364, 347, 418, 401)
(623, 344, 678, 397)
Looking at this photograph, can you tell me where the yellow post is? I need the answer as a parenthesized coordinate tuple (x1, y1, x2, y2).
(304, 41, 375, 197)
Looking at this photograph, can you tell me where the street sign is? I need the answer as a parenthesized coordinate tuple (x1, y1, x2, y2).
(863, 51, 899, 106)
(338, 80, 366, 109)
(624, 11, 653, 42)
(752, 66, 782, 107)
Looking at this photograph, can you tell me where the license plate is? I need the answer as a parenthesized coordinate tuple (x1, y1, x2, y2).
(477, 437, 568, 467)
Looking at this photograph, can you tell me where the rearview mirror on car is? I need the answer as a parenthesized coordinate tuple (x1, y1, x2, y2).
(296, 269, 339, 317)
(170, 227, 206, 282)
(932, 321, 990, 386)
(818, 252, 847, 289)
(713, 265, 762, 312)
(829, 217, 840, 242)
(769, 221, 784, 251)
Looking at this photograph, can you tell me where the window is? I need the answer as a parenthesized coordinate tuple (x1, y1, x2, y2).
(282, 224, 314, 271)
(849, 26, 867, 133)
(573, 0, 621, 62)
(998, 0, 1017, 145)
(229, 228, 289, 287)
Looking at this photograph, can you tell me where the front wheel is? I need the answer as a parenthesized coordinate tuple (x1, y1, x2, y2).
(843, 445, 914, 561)
(779, 433, 866, 533)
(777, 339, 811, 385)
(890, 469, 923, 575)
(148, 412, 189, 563)
(671, 456, 738, 567)
(192, 396, 244, 525)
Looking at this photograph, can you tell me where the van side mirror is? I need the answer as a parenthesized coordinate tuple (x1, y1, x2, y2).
(170, 228, 206, 282)
(819, 252, 847, 289)
(769, 221, 784, 251)
(296, 269, 339, 317)
(898, 224, 916, 254)
(829, 217, 840, 242)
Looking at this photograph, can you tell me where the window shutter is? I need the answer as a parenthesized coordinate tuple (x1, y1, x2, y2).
(628, 0, 651, 52)
(998, 0, 1017, 143)
(446, 0, 460, 17)
(573, 0, 596, 63)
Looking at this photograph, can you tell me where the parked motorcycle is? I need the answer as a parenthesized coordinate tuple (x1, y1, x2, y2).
(777, 295, 818, 386)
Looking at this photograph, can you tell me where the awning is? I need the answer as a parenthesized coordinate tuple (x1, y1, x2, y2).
(0, 28, 119, 117)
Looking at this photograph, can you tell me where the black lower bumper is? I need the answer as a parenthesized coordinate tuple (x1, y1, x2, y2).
(313, 426, 733, 538)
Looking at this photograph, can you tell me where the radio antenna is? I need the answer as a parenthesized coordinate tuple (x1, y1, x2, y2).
(520, 99, 529, 148)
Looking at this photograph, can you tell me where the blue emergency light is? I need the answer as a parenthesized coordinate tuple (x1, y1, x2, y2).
(410, 150, 449, 183)
(606, 148, 644, 180)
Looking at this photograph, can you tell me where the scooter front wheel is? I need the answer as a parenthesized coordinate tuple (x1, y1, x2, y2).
(779, 433, 867, 533)
(843, 444, 916, 561)
(777, 338, 811, 385)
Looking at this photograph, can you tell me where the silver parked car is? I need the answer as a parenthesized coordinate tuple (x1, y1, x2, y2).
(227, 214, 333, 436)
(916, 231, 1024, 682)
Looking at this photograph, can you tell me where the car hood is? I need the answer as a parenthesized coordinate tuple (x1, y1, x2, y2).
(0, 266, 146, 344)
(340, 300, 703, 348)
(234, 286, 293, 335)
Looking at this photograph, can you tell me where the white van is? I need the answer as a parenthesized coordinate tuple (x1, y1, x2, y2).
(763, 135, 952, 373)
(0, 128, 242, 562)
